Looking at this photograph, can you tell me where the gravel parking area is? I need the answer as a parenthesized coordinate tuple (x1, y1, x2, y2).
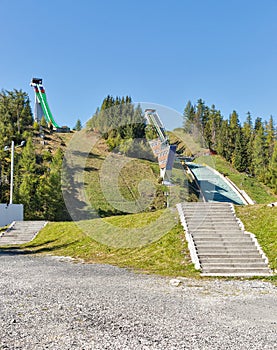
(0, 251, 276, 349)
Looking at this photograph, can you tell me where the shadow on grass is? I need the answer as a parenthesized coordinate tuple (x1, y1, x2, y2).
(0, 239, 79, 256)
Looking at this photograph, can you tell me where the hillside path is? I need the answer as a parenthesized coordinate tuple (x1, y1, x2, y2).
(0, 221, 47, 246)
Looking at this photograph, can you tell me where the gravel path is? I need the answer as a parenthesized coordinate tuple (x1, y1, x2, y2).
(0, 251, 276, 350)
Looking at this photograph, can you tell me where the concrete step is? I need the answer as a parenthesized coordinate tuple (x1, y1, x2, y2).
(193, 235, 252, 240)
(196, 248, 262, 254)
(192, 232, 252, 242)
(186, 215, 237, 220)
(190, 230, 243, 235)
(181, 206, 232, 210)
(198, 247, 264, 252)
(188, 223, 239, 228)
(188, 225, 241, 230)
(183, 211, 234, 215)
(201, 262, 268, 268)
(199, 257, 266, 263)
(201, 272, 272, 277)
(181, 203, 231, 207)
(195, 242, 255, 248)
(201, 268, 272, 274)
(198, 253, 264, 259)
(194, 240, 254, 245)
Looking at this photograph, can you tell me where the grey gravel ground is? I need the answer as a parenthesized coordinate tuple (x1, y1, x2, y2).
(0, 251, 276, 350)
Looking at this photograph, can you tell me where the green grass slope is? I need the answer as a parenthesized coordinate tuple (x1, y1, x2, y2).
(236, 205, 277, 271)
(83, 137, 165, 216)
(19, 210, 197, 277)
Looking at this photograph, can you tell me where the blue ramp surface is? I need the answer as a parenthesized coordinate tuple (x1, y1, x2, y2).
(188, 163, 244, 205)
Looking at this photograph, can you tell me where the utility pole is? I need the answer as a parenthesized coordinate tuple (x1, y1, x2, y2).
(4, 140, 25, 205)
(10, 140, 14, 204)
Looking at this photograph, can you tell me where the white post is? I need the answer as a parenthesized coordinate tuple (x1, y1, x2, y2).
(9, 140, 14, 204)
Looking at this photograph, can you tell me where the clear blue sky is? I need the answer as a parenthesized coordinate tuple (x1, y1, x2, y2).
(1, 0, 277, 130)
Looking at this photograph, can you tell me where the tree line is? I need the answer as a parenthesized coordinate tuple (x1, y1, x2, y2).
(86, 95, 152, 158)
(1, 88, 276, 223)
(183, 99, 277, 193)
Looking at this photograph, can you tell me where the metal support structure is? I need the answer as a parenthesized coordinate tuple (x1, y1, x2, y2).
(145, 109, 176, 183)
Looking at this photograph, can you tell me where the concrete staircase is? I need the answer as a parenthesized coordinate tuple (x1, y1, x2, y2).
(0, 221, 47, 245)
(177, 202, 272, 276)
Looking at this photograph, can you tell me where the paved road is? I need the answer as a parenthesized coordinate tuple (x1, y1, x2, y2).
(0, 251, 276, 349)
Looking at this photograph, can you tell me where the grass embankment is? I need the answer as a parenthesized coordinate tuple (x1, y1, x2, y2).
(236, 205, 277, 272)
(19, 210, 197, 277)
(13, 205, 276, 279)
(195, 155, 277, 204)
(84, 138, 165, 216)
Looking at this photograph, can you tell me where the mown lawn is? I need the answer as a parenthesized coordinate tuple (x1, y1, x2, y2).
(18, 210, 198, 277)
(84, 139, 166, 216)
(1, 205, 276, 280)
(236, 205, 277, 271)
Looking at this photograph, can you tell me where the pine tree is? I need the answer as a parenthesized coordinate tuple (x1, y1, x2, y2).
(251, 124, 267, 181)
(183, 100, 195, 132)
(269, 141, 277, 193)
(204, 105, 222, 150)
(74, 118, 82, 131)
(216, 120, 228, 157)
(226, 111, 240, 162)
(242, 112, 253, 172)
(265, 116, 275, 159)
(232, 129, 247, 172)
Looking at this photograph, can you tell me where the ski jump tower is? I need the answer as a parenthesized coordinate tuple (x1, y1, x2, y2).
(30, 78, 60, 128)
(145, 109, 176, 182)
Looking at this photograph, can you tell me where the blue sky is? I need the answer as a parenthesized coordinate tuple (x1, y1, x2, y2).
(1, 0, 277, 130)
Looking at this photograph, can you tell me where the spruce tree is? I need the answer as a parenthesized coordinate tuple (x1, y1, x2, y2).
(183, 101, 195, 133)
(265, 116, 275, 159)
(269, 141, 277, 193)
(251, 124, 267, 181)
(74, 118, 82, 131)
(242, 112, 253, 172)
(232, 129, 247, 172)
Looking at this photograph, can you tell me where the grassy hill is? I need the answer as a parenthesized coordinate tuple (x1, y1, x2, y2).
(83, 135, 166, 217)
(4, 204, 274, 279)
(1, 129, 276, 279)
(20, 210, 197, 277)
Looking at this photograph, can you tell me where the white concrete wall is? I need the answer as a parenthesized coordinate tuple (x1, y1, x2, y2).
(0, 204, 24, 227)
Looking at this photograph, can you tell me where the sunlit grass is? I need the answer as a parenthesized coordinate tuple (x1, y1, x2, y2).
(18, 210, 198, 277)
(236, 205, 277, 271)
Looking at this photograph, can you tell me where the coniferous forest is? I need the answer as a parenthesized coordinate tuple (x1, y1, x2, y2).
(183, 99, 277, 194)
(0, 89, 276, 222)
(0, 89, 69, 221)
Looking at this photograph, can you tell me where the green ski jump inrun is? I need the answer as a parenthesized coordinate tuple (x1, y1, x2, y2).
(30, 78, 60, 128)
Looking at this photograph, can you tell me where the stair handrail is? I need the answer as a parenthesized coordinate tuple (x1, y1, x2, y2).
(176, 203, 201, 270)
